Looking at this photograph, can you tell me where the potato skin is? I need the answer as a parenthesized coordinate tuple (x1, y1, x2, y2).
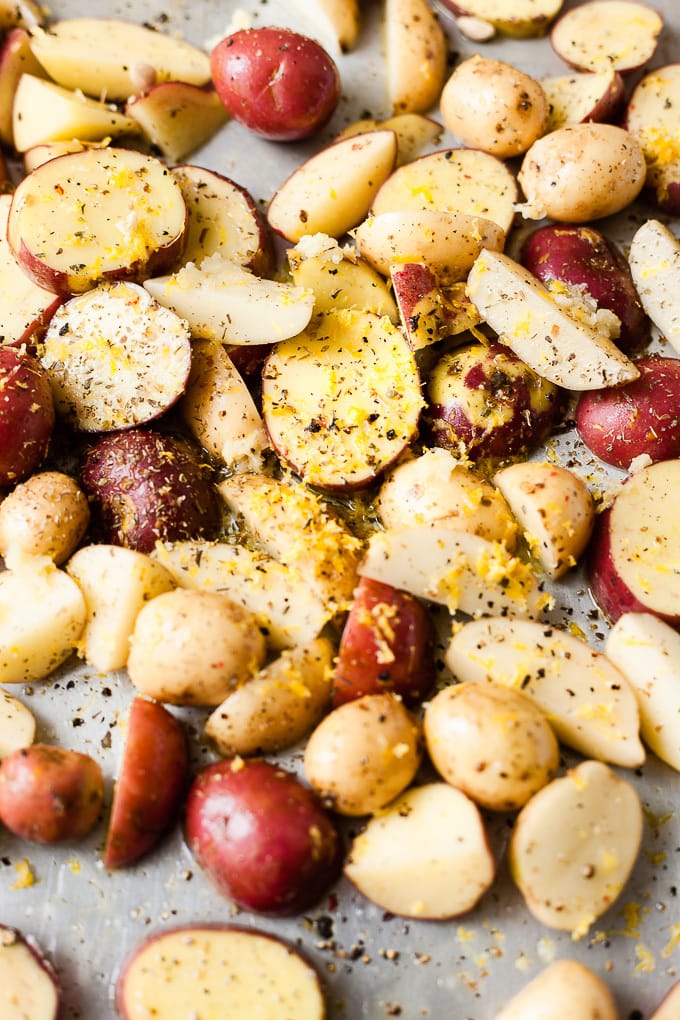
(0, 925, 61, 1020)
(210, 28, 340, 141)
(185, 758, 342, 915)
(0, 744, 104, 843)
(0, 346, 55, 487)
(0, 471, 89, 564)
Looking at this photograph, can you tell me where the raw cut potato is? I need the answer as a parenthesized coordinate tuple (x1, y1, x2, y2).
(344, 782, 494, 918)
(0, 27, 48, 147)
(493, 462, 595, 579)
(550, 0, 663, 74)
(628, 220, 680, 355)
(360, 525, 549, 619)
(576, 357, 680, 469)
(23, 139, 93, 173)
(267, 130, 397, 243)
(304, 692, 422, 815)
(80, 429, 221, 554)
(607, 613, 680, 773)
(283, 0, 361, 53)
(385, 0, 447, 115)
(466, 250, 639, 390)
(127, 588, 266, 707)
(40, 282, 192, 432)
(0, 556, 86, 684)
(424, 682, 558, 811)
(210, 27, 340, 141)
(0, 926, 61, 1020)
(205, 638, 333, 756)
(116, 925, 326, 1020)
(11, 74, 139, 152)
(0, 471, 89, 566)
(650, 981, 680, 1020)
(185, 758, 341, 914)
(104, 697, 189, 869)
(0, 744, 104, 843)
(8, 147, 187, 297)
(66, 545, 175, 673)
(337, 112, 442, 166)
(28, 18, 211, 100)
(0, 346, 54, 486)
(144, 255, 314, 346)
(440, 56, 548, 158)
(509, 760, 643, 937)
(541, 68, 625, 131)
(377, 449, 517, 548)
(371, 147, 518, 237)
(0, 195, 61, 348)
(180, 340, 269, 473)
(625, 65, 680, 215)
(588, 459, 680, 626)
(171, 164, 273, 275)
(496, 960, 619, 1020)
(446, 617, 644, 767)
(355, 210, 505, 283)
(426, 341, 566, 460)
(261, 308, 423, 490)
(0, 690, 35, 759)
(518, 123, 646, 222)
(332, 577, 436, 706)
(390, 263, 481, 349)
(438, 0, 563, 37)
(126, 83, 229, 163)
(287, 236, 398, 320)
(153, 540, 331, 651)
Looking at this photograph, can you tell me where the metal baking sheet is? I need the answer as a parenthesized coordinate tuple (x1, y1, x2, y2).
(1, 0, 679, 1017)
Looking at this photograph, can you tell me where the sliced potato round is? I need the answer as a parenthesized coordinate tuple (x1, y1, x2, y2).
(497, 960, 619, 1020)
(509, 760, 643, 937)
(0, 689, 36, 759)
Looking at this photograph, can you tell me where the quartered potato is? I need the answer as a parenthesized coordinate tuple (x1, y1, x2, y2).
(0, 926, 61, 1020)
(497, 959, 619, 1019)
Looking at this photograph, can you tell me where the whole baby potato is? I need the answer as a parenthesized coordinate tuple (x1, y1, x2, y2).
(127, 589, 266, 707)
(210, 27, 340, 141)
(0, 471, 89, 564)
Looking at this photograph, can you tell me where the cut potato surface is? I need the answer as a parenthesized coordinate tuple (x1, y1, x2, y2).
(550, 1, 663, 74)
(126, 83, 228, 164)
(628, 220, 680, 355)
(439, 0, 563, 37)
(283, 0, 361, 53)
(625, 65, 680, 215)
(541, 68, 625, 131)
(116, 926, 325, 1020)
(0, 194, 61, 346)
(0, 926, 60, 1020)
(497, 960, 619, 1020)
(385, 0, 447, 115)
(261, 308, 423, 490)
(0, 689, 36, 759)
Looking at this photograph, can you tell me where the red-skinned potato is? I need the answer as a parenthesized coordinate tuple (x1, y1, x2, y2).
(0, 744, 104, 843)
(80, 429, 221, 553)
(104, 697, 189, 869)
(0, 346, 55, 487)
(576, 357, 680, 469)
(541, 67, 625, 131)
(0, 925, 61, 1020)
(185, 758, 342, 915)
(520, 224, 649, 353)
(332, 577, 436, 707)
(210, 27, 340, 141)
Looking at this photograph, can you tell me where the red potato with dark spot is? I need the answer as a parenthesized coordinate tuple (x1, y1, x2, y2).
(333, 577, 436, 707)
(104, 697, 189, 869)
(0, 345, 55, 487)
(185, 758, 342, 915)
(521, 224, 650, 353)
(0, 744, 104, 843)
(576, 357, 680, 469)
(80, 428, 221, 553)
(210, 27, 340, 141)
(0, 925, 61, 1020)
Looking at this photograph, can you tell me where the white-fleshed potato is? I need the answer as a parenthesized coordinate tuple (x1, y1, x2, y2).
(628, 220, 680, 355)
(0, 194, 61, 347)
(0, 471, 89, 566)
(509, 760, 643, 937)
(283, 0, 360, 53)
(127, 589, 266, 707)
(205, 637, 333, 756)
(337, 113, 442, 165)
(541, 67, 625, 131)
(344, 782, 495, 918)
(287, 235, 398, 320)
(447, 617, 644, 767)
(391, 265, 481, 349)
(304, 693, 421, 816)
(126, 83, 229, 164)
(0, 27, 47, 148)
(438, 0, 563, 38)
(0, 689, 36, 759)
(550, 1, 663, 74)
(497, 960, 619, 1020)
(650, 981, 680, 1020)
(385, 0, 447, 115)
(424, 682, 559, 811)
(66, 545, 176, 673)
(494, 462, 595, 578)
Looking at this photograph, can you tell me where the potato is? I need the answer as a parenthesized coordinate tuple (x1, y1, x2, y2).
(440, 56, 548, 158)
(0, 689, 35, 759)
(0, 744, 104, 843)
(128, 588, 266, 707)
(185, 758, 341, 914)
(0, 346, 54, 487)
(541, 67, 625, 131)
(80, 429, 221, 554)
(650, 981, 680, 1020)
(125, 82, 229, 163)
(210, 27, 340, 141)
(424, 683, 559, 811)
(550, 0, 663, 74)
(0, 925, 61, 1020)
(497, 960, 618, 1020)
(304, 693, 422, 816)
(629, 219, 680, 356)
(625, 64, 680, 215)
(438, 0, 563, 38)
(0, 194, 62, 347)
(0, 471, 89, 565)
(385, 0, 447, 115)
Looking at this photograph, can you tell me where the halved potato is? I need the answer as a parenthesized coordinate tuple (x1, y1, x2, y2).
(541, 68, 625, 131)
(439, 0, 563, 38)
(550, 1, 663, 74)
(497, 960, 619, 1019)
(625, 65, 680, 215)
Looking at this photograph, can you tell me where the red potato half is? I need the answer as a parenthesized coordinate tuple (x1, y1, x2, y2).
(541, 68, 625, 132)
(0, 345, 54, 487)
(8, 147, 187, 297)
(0, 926, 61, 1020)
(104, 697, 189, 869)
(625, 64, 680, 215)
(550, 1, 663, 74)
(185, 758, 342, 915)
(116, 925, 326, 1020)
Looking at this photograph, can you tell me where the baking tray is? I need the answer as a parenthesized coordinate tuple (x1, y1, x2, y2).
(1, 0, 679, 1016)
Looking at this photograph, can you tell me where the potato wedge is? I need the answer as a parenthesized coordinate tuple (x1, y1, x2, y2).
(0, 196, 61, 349)
(337, 112, 442, 165)
(0, 27, 47, 147)
(628, 219, 680, 355)
(0, 471, 89, 566)
(497, 960, 618, 1019)
(283, 0, 360, 52)
(385, 0, 447, 115)
(0, 926, 60, 1020)
(550, 0, 663, 74)
(439, 0, 563, 38)
(126, 82, 228, 163)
